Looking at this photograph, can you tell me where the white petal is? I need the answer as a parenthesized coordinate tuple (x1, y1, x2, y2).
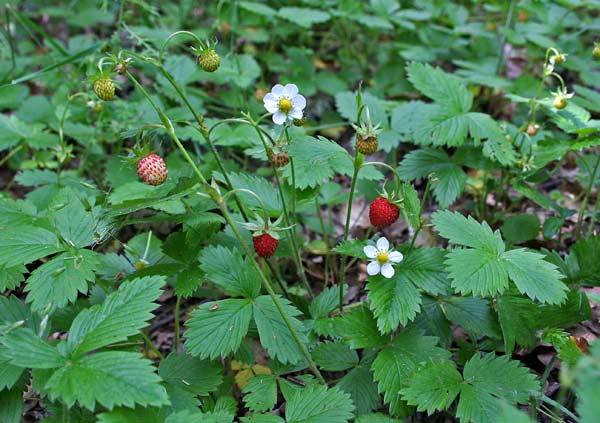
(376, 237, 389, 252)
(271, 84, 285, 95)
(292, 94, 306, 110)
(289, 107, 303, 119)
(381, 263, 395, 278)
(367, 261, 381, 276)
(264, 92, 279, 103)
(264, 100, 279, 113)
(272, 111, 287, 125)
(284, 83, 299, 97)
(388, 251, 404, 263)
(364, 245, 378, 259)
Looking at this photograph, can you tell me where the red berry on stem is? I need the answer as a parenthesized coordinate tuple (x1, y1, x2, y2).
(137, 154, 168, 186)
(369, 197, 400, 228)
(253, 233, 279, 258)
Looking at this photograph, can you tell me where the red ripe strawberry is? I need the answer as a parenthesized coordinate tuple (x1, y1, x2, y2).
(137, 154, 168, 186)
(253, 233, 279, 258)
(369, 197, 400, 228)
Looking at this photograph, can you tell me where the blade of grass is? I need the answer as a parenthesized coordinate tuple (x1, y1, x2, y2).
(6, 42, 102, 86)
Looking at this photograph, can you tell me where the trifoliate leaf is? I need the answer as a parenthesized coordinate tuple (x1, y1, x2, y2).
(242, 374, 278, 412)
(0, 226, 63, 268)
(285, 384, 355, 423)
(455, 353, 540, 423)
(433, 211, 567, 304)
(67, 276, 165, 357)
(406, 63, 472, 113)
(253, 295, 307, 365)
(200, 245, 262, 299)
(45, 351, 169, 410)
(400, 360, 462, 414)
(398, 148, 466, 208)
(25, 249, 98, 313)
(372, 329, 450, 415)
(50, 189, 96, 247)
(185, 299, 253, 359)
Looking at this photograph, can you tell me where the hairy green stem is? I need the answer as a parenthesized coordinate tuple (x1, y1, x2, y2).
(576, 153, 600, 239)
(140, 331, 164, 360)
(409, 176, 432, 251)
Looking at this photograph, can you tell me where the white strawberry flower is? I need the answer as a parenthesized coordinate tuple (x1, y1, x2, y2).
(263, 83, 306, 125)
(363, 237, 403, 279)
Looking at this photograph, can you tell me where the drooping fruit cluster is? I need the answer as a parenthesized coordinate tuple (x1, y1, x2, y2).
(198, 49, 220, 72)
(253, 233, 279, 258)
(137, 154, 168, 186)
(369, 196, 400, 228)
(93, 78, 116, 101)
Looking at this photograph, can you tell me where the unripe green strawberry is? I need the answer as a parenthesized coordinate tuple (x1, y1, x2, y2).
(593, 44, 600, 59)
(268, 149, 290, 167)
(553, 96, 567, 109)
(356, 134, 379, 155)
(198, 49, 220, 72)
(93, 78, 116, 101)
(137, 154, 168, 186)
(293, 117, 307, 127)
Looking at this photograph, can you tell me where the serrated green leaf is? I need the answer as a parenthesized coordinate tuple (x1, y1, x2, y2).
(166, 410, 234, 423)
(397, 247, 450, 296)
(446, 248, 509, 297)
(0, 226, 63, 268)
(0, 384, 24, 423)
(400, 360, 462, 414)
(46, 351, 169, 410)
(242, 374, 278, 412)
(0, 327, 65, 369)
(309, 284, 344, 319)
(185, 299, 253, 359)
(372, 329, 450, 415)
(336, 306, 386, 349)
(50, 189, 96, 247)
(496, 293, 539, 354)
(367, 273, 421, 334)
(200, 245, 261, 299)
(25, 250, 98, 313)
(67, 276, 165, 356)
(313, 342, 358, 371)
(253, 295, 307, 364)
(502, 249, 567, 305)
(97, 406, 168, 423)
(442, 296, 501, 338)
(432, 210, 504, 252)
(337, 365, 379, 415)
(159, 353, 223, 396)
(0, 265, 26, 291)
(285, 384, 354, 423)
(457, 353, 540, 422)
(398, 148, 467, 208)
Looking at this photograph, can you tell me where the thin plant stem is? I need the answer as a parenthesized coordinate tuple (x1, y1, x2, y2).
(266, 259, 290, 299)
(315, 196, 330, 285)
(409, 176, 433, 251)
(140, 331, 164, 360)
(174, 295, 181, 353)
(576, 153, 600, 239)
(338, 158, 361, 311)
(127, 70, 323, 383)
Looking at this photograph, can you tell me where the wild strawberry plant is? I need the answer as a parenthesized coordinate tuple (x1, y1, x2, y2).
(0, 1, 599, 423)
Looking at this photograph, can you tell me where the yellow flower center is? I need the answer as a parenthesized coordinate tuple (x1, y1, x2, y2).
(278, 97, 293, 113)
(377, 251, 389, 264)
